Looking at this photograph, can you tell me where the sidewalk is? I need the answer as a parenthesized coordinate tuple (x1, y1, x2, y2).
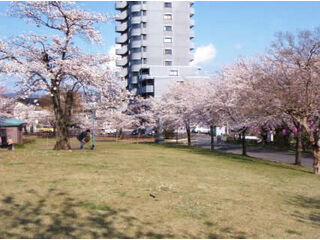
(178, 135, 314, 168)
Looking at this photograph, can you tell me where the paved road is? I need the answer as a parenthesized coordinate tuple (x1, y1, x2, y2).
(190, 135, 314, 168)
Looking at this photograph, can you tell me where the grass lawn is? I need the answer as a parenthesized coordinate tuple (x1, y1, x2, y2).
(0, 137, 320, 238)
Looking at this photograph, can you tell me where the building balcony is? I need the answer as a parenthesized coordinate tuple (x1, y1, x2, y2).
(116, 45, 128, 55)
(141, 16, 147, 22)
(116, 22, 128, 32)
(119, 68, 128, 77)
(131, 76, 138, 84)
(115, 10, 128, 21)
(131, 40, 142, 48)
(190, 30, 195, 39)
(141, 52, 147, 58)
(131, 4, 141, 12)
(190, 8, 195, 17)
(131, 28, 141, 36)
(116, 33, 128, 44)
(116, 56, 128, 67)
(131, 52, 141, 60)
(190, 19, 195, 28)
(141, 4, 147, 10)
(190, 42, 195, 50)
(141, 85, 154, 93)
(131, 64, 141, 72)
(189, 53, 194, 62)
(115, 1, 128, 10)
(131, 16, 141, 24)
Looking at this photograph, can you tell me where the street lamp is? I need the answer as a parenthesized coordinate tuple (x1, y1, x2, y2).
(90, 103, 97, 150)
(87, 99, 97, 150)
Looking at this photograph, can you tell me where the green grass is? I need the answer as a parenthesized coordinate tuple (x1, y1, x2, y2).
(0, 137, 319, 238)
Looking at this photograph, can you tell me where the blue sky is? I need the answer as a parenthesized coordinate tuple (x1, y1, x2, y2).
(1, 1, 320, 76)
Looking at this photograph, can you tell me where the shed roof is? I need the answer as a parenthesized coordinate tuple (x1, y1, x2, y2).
(0, 116, 27, 127)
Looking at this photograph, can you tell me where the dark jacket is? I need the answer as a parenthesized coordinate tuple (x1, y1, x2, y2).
(77, 131, 88, 141)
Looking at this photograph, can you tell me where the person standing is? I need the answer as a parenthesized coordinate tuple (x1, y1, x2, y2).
(77, 129, 91, 149)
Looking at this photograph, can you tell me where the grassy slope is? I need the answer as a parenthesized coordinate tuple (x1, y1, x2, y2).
(0, 137, 319, 238)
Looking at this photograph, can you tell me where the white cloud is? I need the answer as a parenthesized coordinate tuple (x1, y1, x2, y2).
(191, 43, 217, 66)
(106, 45, 120, 71)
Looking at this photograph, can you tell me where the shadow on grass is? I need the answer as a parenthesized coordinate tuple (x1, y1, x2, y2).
(143, 142, 312, 174)
(0, 188, 247, 239)
(288, 195, 320, 227)
(0, 189, 175, 239)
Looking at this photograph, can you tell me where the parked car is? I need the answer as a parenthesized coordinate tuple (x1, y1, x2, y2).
(101, 128, 117, 134)
(245, 136, 261, 142)
(131, 126, 154, 136)
(192, 126, 210, 134)
(38, 125, 54, 133)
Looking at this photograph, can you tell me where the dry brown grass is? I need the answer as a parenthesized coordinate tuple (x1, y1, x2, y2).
(0, 137, 320, 238)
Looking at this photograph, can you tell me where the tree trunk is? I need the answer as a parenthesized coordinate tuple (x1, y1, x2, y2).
(53, 111, 71, 150)
(210, 125, 214, 151)
(313, 145, 320, 175)
(176, 130, 178, 143)
(119, 128, 123, 139)
(186, 124, 191, 147)
(242, 129, 247, 156)
(52, 90, 71, 150)
(295, 123, 302, 166)
(299, 117, 320, 174)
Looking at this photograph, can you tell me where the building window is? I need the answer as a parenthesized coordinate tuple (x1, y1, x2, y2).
(164, 2, 172, 8)
(169, 70, 178, 76)
(164, 37, 172, 43)
(132, 35, 141, 41)
(142, 22, 147, 28)
(132, 24, 140, 29)
(142, 58, 147, 64)
(142, 46, 147, 52)
(132, 11, 141, 17)
(163, 14, 172, 20)
(164, 61, 172, 66)
(142, 34, 147, 40)
(132, 1, 140, 5)
(132, 59, 142, 64)
(164, 49, 172, 55)
(142, 10, 147, 16)
(131, 48, 141, 53)
(164, 25, 172, 31)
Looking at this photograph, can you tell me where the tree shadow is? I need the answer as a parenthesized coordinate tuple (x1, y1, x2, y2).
(0, 189, 175, 238)
(0, 188, 248, 238)
(287, 195, 320, 227)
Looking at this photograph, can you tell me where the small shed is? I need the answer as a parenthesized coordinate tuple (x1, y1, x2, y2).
(0, 116, 27, 145)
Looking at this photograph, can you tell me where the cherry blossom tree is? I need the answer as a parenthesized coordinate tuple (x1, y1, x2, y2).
(195, 82, 222, 150)
(12, 102, 54, 132)
(214, 58, 280, 156)
(157, 80, 209, 146)
(254, 28, 320, 174)
(103, 109, 136, 139)
(126, 96, 156, 137)
(0, 2, 126, 150)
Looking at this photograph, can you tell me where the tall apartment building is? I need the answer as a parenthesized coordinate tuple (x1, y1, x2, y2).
(115, 1, 200, 97)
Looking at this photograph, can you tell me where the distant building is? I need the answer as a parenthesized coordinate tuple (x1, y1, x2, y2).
(0, 116, 26, 145)
(115, 1, 207, 97)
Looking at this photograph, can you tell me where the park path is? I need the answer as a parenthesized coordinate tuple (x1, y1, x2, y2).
(190, 135, 314, 168)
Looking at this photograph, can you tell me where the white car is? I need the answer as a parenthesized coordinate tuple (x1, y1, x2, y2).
(193, 126, 210, 134)
(102, 128, 117, 134)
